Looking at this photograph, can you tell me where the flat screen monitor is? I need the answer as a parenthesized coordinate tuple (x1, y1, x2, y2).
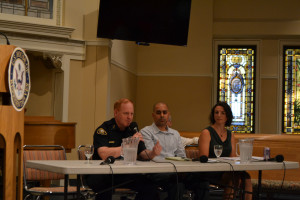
(97, 0, 192, 46)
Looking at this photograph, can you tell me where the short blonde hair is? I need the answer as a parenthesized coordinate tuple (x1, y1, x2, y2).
(114, 98, 133, 111)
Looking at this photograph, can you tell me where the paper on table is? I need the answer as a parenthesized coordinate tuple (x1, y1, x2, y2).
(220, 156, 264, 161)
(221, 157, 240, 161)
(208, 159, 218, 163)
(165, 157, 192, 161)
(252, 156, 264, 161)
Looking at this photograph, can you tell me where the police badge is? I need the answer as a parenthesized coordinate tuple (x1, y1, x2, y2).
(8, 47, 31, 111)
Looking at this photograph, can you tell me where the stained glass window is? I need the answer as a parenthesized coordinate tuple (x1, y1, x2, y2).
(283, 47, 300, 134)
(0, 0, 53, 19)
(218, 46, 256, 133)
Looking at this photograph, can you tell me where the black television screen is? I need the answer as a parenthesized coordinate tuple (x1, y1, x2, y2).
(97, 0, 192, 46)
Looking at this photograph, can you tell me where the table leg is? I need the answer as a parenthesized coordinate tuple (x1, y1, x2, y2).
(64, 174, 69, 200)
(241, 175, 245, 200)
(77, 174, 81, 200)
(257, 170, 262, 200)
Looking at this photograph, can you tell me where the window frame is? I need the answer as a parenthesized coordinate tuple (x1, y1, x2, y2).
(281, 45, 300, 134)
(213, 40, 260, 134)
(0, 0, 60, 26)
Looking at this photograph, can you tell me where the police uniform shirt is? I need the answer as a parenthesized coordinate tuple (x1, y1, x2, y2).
(92, 118, 147, 160)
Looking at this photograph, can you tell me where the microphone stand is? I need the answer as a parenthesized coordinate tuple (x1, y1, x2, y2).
(0, 32, 10, 45)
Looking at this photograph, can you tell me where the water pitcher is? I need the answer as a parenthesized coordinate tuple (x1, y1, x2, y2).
(236, 138, 254, 163)
(122, 137, 139, 165)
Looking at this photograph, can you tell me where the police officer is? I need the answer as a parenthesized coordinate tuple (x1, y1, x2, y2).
(87, 98, 162, 200)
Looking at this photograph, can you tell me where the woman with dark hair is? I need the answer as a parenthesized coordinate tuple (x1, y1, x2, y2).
(198, 101, 252, 200)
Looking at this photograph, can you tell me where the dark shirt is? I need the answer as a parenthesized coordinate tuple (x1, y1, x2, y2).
(207, 126, 232, 158)
(92, 118, 147, 160)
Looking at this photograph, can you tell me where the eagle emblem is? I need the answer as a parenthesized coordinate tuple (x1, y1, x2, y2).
(8, 47, 31, 111)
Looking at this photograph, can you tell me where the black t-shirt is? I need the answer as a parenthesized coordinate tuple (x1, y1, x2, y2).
(92, 118, 147, 160)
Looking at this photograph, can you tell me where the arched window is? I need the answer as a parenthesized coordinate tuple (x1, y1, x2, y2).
(218, 46, 256, 133)
(283, 47, 300, 134)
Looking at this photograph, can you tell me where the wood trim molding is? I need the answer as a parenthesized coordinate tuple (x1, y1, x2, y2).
(137, 73, 213, 77)
(0, 19, 74, 39)
(111, 59, 137, 75)
(0, 19, 85, 60)
(9, 35, 86, 60)
(86, 40, 112, 48)
(260, 75, 278, 79)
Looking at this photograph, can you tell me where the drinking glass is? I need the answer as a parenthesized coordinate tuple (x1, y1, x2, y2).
(120, 143, 124, 159)
(214, 145, 223, 158)
(84, 144, 94, 164)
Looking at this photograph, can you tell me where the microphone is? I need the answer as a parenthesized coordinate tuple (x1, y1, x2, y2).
(192, 155, 208, 163)
(129, 122, 139, 135)
(200, 155, 208, 163)
(100, 156, 115, 165)
(265, 154, 284, 162)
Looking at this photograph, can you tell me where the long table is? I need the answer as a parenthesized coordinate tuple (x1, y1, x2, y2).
(26, 159, 299, 200)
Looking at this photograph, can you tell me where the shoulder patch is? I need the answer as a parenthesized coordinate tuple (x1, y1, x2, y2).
(97, 128, 107, 135)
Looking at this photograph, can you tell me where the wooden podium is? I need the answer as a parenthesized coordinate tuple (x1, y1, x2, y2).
(0, 45, 24, 200)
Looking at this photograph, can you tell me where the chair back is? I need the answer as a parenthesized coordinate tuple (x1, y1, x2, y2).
(185, 148, 200, 159)
(77, 144, 88, 160)
(23, 145, 66, 182)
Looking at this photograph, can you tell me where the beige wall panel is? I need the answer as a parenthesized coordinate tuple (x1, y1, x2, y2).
(68, 46, 102, 159)
(94, 45, 110, 126)
(25, 56, 53, 116)
(137, 45, 212, 75)
(68, 58, 96, 159)
(67, 45, 110, 160)
(261, 40, 279, 76)
(188, 0, 213, 48)
(213, 21, 300, 38)
(213, 0, 300, 37)
(111, 40, 138, 73)
(83, 5, 100, 40)
(260, 79, 278, 134)
(64, 0, 100, 40)
(109, 65, 137, 118)
(214, 0, 300, 20)
(68, 59, 85, 160)
(137, 0, 213, 75)
(64, 0, 85, 39)
(136, 76, 212, 132)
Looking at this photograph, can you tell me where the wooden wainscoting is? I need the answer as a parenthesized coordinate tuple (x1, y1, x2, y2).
(24, 116, 76, 153)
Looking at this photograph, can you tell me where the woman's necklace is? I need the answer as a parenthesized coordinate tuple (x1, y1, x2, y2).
(216, 127, 226, 138)
(219, 129, 226, 137)
(212, 125, 226, 138)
